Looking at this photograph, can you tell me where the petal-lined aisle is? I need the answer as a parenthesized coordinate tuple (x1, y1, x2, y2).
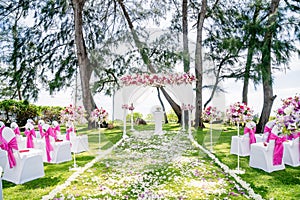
(54, 131, 248, 199)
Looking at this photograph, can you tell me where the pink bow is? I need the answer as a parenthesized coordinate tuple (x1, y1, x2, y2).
(269, 133, 286, 165)
(264, 126, 273, 142)
(244, 127, 256, 145)
(66, 127, 75, 141)
(41, 127, 55, 162)
(0, 137, 18, 168)
(0, 126, 5, 143)
(53, 125, 61, 136)
(24, 129, 36, 148)
(38, 124, 43, 135)
(14, 127, 20, 135)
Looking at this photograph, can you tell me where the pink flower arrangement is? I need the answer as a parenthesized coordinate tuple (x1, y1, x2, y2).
(60, 104, 85, 124)
(91, 107, 109, 123)
(122, 104, 129, 109)
(120, 73, 196, 87)
(275, 95, 300, 135)
(128, 103, 135, 111)
(181, 103, 188, 111)
(202, 106, 219, 122)
(187, 104, 195, 111)
(226, 102, 253, 123)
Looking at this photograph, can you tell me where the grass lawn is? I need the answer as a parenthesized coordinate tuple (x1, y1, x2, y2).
(2, 124, 123, 200)
(2, 122, 299, 199)
(193, 123, 300, 200)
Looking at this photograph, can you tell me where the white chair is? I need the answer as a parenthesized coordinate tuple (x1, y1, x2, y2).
(11, 122, 26, 149)
(230, 122, 256, 156)
(1, 127, 44, 184)
(283, 137, 300, 167)
(52, 121, 61, 138)
(35, 124, 72, 163)
(249, 139, 285, 173)
(0, 149, 7, 171)
(64, 122, 89, 153)
(24, 123, 37, 148)
(263, 120, 276, 142)
(230, 135, 250, 156)
(70, 135, 89, 153)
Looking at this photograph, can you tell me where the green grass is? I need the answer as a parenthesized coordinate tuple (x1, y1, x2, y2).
(3, 122, 300, 199)
(2, 123, 123, 200)
(193, 123, 300, 200)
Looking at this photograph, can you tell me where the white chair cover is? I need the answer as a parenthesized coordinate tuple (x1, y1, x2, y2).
(0, 150, 7, 171)
(2, 127, 44, 184)
(283, 137, 300, 167)
(70, 135, 89, 153)
(230, 135, 250, 156)
(34, 124, 72, 163)
(34, 138, 72, 163)
(249, 140, 285, 173)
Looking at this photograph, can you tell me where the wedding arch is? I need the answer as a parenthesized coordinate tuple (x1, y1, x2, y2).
(113, 73, 196, 137)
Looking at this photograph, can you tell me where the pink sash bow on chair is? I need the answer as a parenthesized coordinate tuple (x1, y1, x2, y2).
(66, 127, 75, 141)
(38, 124, 43, 135)
(53, 125, 61, 137)
(0, 137, 18, 168)
(41, 127, 55, 162)
(264, 126, 272, 142)
(14, 127, 20, 135)
(24, 129, 36, 148)
(244, 127, 256, 145)
(269, 133, 286, 165)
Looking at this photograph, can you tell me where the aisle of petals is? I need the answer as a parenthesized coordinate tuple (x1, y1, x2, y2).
(55, 131, 248, 199)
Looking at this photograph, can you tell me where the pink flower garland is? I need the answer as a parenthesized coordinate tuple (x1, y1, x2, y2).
(120, 73, 196, 87)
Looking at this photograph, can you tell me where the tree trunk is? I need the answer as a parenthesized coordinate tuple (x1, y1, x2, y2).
(72, 0, 96, 128)
(117, 0, 182, 122)
(157, 87, 168, 124)
(182, 0, 190, 72)
(257, 0, 280, 133)
(194, 0, 207, 129)
(242, 3, 261, 104)
(204, 65, 221, 109)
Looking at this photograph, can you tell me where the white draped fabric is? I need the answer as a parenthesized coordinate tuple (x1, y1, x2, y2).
(114, 84, 194, 136)
(114, 84, 194, 120)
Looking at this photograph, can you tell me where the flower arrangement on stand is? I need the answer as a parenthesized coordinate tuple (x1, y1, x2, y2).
(202, 106, 220, 152)
(128, 103, 135, 131)
(60, 104, 85, 170)
(275, 95, 300, 138)
(122, 104, 129, 138)
(91, 107, 109, 153)
(181, 103, 188, 131)
(186, 104, 195, 137)
(226, 102, 254, 174)
(226, 102, 253, 124)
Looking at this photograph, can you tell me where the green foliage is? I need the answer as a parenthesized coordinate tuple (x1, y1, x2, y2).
(0, 99, 63, 126)
(39, 106, 64, 123)
(166, 109, 178, 123)
(126, 112, 143, 122)
(145, 113, 154, 122)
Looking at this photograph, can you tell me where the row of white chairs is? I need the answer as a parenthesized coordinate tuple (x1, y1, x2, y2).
(0, 121, 89, 184)
(230, 121, 300, 173)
